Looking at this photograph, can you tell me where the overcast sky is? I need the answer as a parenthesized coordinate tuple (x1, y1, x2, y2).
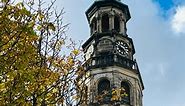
(47, 0, 185, 105)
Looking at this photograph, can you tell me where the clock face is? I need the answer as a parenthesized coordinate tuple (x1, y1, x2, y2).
(116, 40, 129, 57)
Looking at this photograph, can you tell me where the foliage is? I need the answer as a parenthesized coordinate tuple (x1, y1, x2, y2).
(0, 0, 88, 105)
(95, 87, 128, 105)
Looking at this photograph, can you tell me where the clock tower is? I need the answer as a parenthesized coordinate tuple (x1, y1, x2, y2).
(82, 0, 144, 106)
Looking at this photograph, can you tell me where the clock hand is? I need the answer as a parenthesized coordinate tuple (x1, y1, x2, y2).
(120, 44, 126, 52)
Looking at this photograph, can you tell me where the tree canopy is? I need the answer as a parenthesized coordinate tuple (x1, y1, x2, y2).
(0, 0, 88, 105)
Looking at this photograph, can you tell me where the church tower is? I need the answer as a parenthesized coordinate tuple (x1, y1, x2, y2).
(82, 0, 144, 106)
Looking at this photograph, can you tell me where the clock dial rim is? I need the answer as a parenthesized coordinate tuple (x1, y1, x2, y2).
(116, 40, 129, 57)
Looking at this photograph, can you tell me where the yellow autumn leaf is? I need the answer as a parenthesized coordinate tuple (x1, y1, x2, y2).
(48, 22, 56, 31)
(72, 49, 79, 55)
(63, 69, 68, 75)
(0, 83, 6, 92)
(111, 95, 119, 101)
(38, 13, 44, 20)
(52, 88, 58, 93)
(67, 56, 74, 65)
(112, 90, 117, 95)
(72, 95, 79, 100)
(121, 92, 128, 97)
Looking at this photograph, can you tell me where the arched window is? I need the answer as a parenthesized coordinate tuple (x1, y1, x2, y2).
(114, 16, 120, 32)
(98, 79, 110, 94)
(121, 81, 130, 105)
(101, 14, 109, 32)
(91, 18, 97, 34)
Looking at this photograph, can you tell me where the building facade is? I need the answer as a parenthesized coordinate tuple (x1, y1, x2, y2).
(82, 0, 144, 106)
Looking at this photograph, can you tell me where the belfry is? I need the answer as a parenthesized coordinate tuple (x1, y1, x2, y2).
(82, 0, 144, 105)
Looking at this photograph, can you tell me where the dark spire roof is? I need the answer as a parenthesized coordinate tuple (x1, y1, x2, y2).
(86, 0, 131, 22)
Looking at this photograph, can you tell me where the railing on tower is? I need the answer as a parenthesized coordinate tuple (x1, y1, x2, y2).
(84, 54, 137, 71)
